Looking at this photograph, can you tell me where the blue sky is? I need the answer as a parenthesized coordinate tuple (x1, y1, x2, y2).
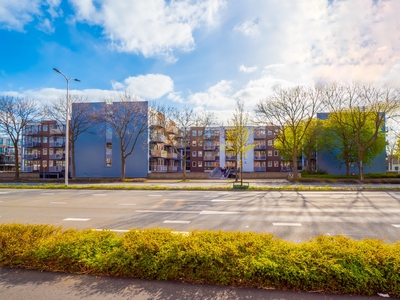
(1, 0, 400, 119)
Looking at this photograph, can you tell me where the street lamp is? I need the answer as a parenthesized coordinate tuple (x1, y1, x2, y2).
(53, 68, 80, 186)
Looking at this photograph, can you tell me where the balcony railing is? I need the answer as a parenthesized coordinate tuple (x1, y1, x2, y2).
(24, 128, 40, 135)
(49, 142, 65, 148)
(204, 155, 216, 161)
(23, 142, 41, 148)
(49, 166, 65, 172)
(254, 144, 266, 150)
(167, 165, 180, 172)
(151, 150, 167, 158)
(253, 133, 266, 139)
(203, 145, 216, 150)
(49, 154, 65, 160)
(254, 166, 266, 172)
(254, 155, 266, 160)
(167, 152, 178, 159)
(150, 165, 167, 172)
(23, 166, 40, 172)
(23, 154, 41, 159)
(225, 155, 236, 160)
(50, 128, 65, 135)
(150, 134, 166, 143)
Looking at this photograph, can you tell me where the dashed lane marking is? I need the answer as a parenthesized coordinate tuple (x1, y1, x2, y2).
(148, 194, 163, 197)
(273, 223, 302, 226)
(163, 220, 191, 224)
(392, 224, 400, 228)
(200, 210, 240, 215)
(136, 210, 199, 214)
(0, 192, 10, 194)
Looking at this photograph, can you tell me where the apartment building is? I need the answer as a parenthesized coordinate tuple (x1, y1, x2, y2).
(0, 135, 19, 171)
(22, 120, 66, 176)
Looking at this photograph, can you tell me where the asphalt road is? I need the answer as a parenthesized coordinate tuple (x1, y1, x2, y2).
(1, 189, 400, 242)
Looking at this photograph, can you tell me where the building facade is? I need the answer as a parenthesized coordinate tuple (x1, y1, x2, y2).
(22, 120, 66, 176)
(0, 135, 19, 171)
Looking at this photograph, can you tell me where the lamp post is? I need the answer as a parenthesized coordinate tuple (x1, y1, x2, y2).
(53, 68, 80, 185)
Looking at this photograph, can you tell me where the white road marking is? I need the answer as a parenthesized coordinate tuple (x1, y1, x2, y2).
(93, 229, 129, 233)
(118, 203, 136, 206)
(203, 195, 215, 197)
(41, 193, 55, 195)
(50, 202, 66, 204)
(63, 218, 90, 221)
(273, 223, 302, 226)
(0, 192, 10, 194)
(163, 220, 191, 224)
(392, 224, 400, 228)
(136, 210, 199, 214)
(200, 210, 240, 215)
(92, 194, 106, 196)
(148, 194, 162, 197)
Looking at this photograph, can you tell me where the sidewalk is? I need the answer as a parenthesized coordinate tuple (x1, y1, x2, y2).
(0, 267, 389, 300)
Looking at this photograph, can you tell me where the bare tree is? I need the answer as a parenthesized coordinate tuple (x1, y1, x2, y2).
(151, 105, 214, 181)
(44, 95, 96, 179)
(255, 86, 321, 180)
(96, 93, 148, 181)
(0, 95, 39, 180)
(322, 83, 400, 181)
(225, 100, 255, 184)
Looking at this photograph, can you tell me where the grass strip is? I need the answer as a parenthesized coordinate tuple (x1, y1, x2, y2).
(0, 224, 399, 296)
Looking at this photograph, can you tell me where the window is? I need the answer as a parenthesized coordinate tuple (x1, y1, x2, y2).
(274, 150, 279, 156)
(198, 161, 203, 167)
(198, 139, 203, 146)
(43, 148, 47, 155)
(42, 160, 47, 168)
(106, 158, 112, 167)
(198, 151, 202, 157)
(43, 125, 48, 131)
(274, 161, 279, 167)
(268, 150, 272, 156)
(268, 161, 272, 167)
(49, 148, 54, 155)
(198, 130, 203, 136)
(268, 130, 272, 135)
(43, 137, 48, 143)
(50, 125, 54, 130)
(49, 160, 53, 167)
(267, 140, 272, 146)
(192, 130, 197, 136)
(192, 161, 197, 167)
(106, 142, 112, 155)
(192, 151, 197, 157)
(192, 140, 197, 147)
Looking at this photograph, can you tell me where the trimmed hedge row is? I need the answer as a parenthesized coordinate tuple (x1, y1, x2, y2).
(0, 224, 399, 296)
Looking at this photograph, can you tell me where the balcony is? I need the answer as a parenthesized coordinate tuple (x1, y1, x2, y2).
(167, 126, 179, 135)
(150, 134, 166, 143)
(203, 145, 216, 150)
(49, 166, 65, 172)
(253, 133, 266, 139)
(254, 155, 266, 160)
(150, 165, 167, 172)
(225, 155, 236, 160)
(254, 166, 266, 172)
(24, 128, 40, 135)
(23, 166, 40, 172)
(254, 144, 266, 150)
(167, 152, 179, 159)
(50, 128, 65, 135)
(49, 154, 65, 160)
(23, 154, 41, 160)
(167, 165, 180, 172)
(49, 142, 65, 148)
(204, 155, 216, 161)
(23, 142, 41, 148)
(151, 149, 167, 158)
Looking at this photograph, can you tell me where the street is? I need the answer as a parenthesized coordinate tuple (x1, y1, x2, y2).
(1, 189, 399, 242)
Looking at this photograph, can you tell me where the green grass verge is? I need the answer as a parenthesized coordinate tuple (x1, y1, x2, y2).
(0, 224, 399, 296)
(1, 183, 400, 191)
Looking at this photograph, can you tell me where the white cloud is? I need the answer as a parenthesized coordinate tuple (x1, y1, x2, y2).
(0, 0, 61, 32)
(70, 0, 226, 62)
(234, 19, 260, 38)
(239, 65, 258, 73)
(167, 91, 184, 103)
(189, 80, 235, 109)
(113, 74, 174, 100)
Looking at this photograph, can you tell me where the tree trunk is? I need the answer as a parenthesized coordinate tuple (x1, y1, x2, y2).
(71, 142, 76, 180)
(121, 156, 125, 181)
(240, 153, 243, 186)
(14, 143, 19, 181)
(182, 155, 187, 181)
(292, 148, 298, 179)
(345, 155, 350, 176)
(358, 149, 364, 181)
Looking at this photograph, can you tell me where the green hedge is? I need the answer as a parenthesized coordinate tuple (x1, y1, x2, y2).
(0, 224, 399, 296)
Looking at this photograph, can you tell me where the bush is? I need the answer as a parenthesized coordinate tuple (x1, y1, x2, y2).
(0, 224, 399, 296)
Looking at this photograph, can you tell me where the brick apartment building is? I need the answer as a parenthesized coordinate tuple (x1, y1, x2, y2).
(0, 135, 19, 171)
